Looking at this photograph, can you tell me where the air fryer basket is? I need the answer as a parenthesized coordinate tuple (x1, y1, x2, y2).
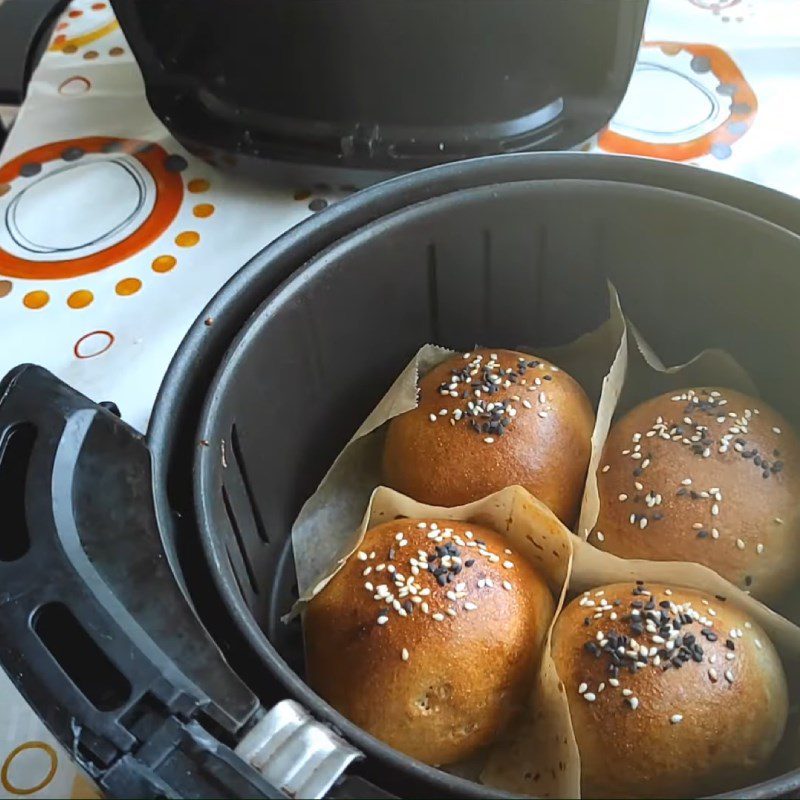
(197, 178, 800, 796)
(4, 154, 800, 799)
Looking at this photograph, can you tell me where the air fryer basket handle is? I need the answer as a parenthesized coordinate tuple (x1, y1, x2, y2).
(0, 364, 284, 798)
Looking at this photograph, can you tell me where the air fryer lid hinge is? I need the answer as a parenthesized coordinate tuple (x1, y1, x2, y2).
(0, 365, 277, 798)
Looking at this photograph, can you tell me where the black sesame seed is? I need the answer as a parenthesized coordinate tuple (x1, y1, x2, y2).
(745, 575, 753, 586)
(584, 642, 600, 656)
(633, 467, 643, 477)
(715, 595, 727, 602)
(676, 488, 688, 497)
(436, 574, 447, 586)
(465, 559, 475, 567)
(697, 530, 709, 539)
(659, 600, 671, 609)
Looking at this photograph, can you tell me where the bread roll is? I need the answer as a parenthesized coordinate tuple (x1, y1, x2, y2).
(552, 581, 788, 798)
(305, 518, 554, 766)
(592, 388, 800, 604)
(383, 349, 594, 526)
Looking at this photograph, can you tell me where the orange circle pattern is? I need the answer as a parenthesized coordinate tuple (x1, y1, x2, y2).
(67, 289, 93, 308)
(83, 50, 99, 60)
(0, 137, 184, 280)
(116, 278, 142, 296)
(175, 231, 199, 247)
(23, 291, 49, 309)
(1, 741, 58, 796)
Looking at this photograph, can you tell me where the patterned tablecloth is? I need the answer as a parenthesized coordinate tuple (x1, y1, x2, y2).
(1, 0, 800, 795)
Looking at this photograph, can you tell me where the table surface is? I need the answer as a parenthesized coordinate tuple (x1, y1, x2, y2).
(2, 0, 800, 796)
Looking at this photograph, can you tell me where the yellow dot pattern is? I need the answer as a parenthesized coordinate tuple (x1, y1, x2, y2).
(188, 178, 210, 193)
(175, 231, 199, 247)
(23, 291, 49, 309)
(192, 203, 215, 218)
(67, 289, 93, 308)
(152, 255, 176, 273)
(115, 278, 141, 296)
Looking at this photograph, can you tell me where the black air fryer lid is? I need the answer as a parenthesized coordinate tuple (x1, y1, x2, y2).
(111, 0, 646, 173)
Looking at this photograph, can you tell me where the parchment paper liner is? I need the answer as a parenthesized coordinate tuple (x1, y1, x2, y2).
(292, 285, 627, 605)
(482, 498, 800, 798)
(294, 484, 800, 798)
(576, 316, 759, 542)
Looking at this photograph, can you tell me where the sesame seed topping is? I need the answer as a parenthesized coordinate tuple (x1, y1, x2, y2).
(618, 494, 628, 502)
(583, 692, 597, 702)
(725, 670, 734, 683)
(578, 682, 588, 694)
(401, 648, 409, 661)
(773, 427, 782, 434)
(628, 697, 639, 710)
(503, 580, 512, 591)
(596, 531, 605, 542)
(670, 714, 683, 724)
(464, 602, 478, 611)
(357, 551, 368, 561)
(757, 543, 764, 554)
(484, 437, 495, 444)
(602, 465, 610, 473)
(736, 539, 746, 550)
(503, 560, 514, 569)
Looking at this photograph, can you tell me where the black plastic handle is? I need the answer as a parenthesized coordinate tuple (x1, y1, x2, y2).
(0, 364, 281, 798)
(0, 0, 67, 105)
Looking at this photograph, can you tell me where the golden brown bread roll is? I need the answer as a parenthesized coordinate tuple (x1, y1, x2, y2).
(552, 582, 788, 798)
(304, 518, 554, 766)
(592, 388, 800, 604)
(382, 349, 594, 526)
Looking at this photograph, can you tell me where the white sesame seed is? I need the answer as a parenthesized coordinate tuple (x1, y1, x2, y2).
(755, 639, 763, 649)
(602, 465, 610, 473)
(757, 543, 764, 555)
(692, 523, 703, 530)
(711, 504, 719, 516)
(622, 688, 633, 697)
(401, 648, 410, 662)
(583, 692, 597, 702)
(596, 531, 605, 542)
(464, 602, 478, 611)
(725, 670, 734, 683)
(484, 437, 495, 444)
(485, 577, 494, 587)
(639, 518, 648, 530)
(634, 481, 644, 491)
(726, 652, 735, 661)
(628, 697, 639, 710)
(773, 427, 782, 435)
(681, 478, 692, 486)
(429, 414, 437, 423)
(377, 616, 388, 626)
(432, 613, 445, 622)
(670, 714, 683, 724)
(537, 411, 548, 419)
(502, 580, 512, 591)
(609, 678, 620, 687)
(618, 494, 628, 502)
(364, 581, 374, 592)
(446, 608, 457, 617)
(598, 682, 606, 693)
(357, 551, 368, 561)
(578, 682, 588, 694)
(503, 560, 514, 569)
(736, 539, 746, 550)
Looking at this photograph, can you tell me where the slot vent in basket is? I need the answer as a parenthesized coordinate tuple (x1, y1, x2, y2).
(230, 424, 269, 544)
(222, 485, 259, 595)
